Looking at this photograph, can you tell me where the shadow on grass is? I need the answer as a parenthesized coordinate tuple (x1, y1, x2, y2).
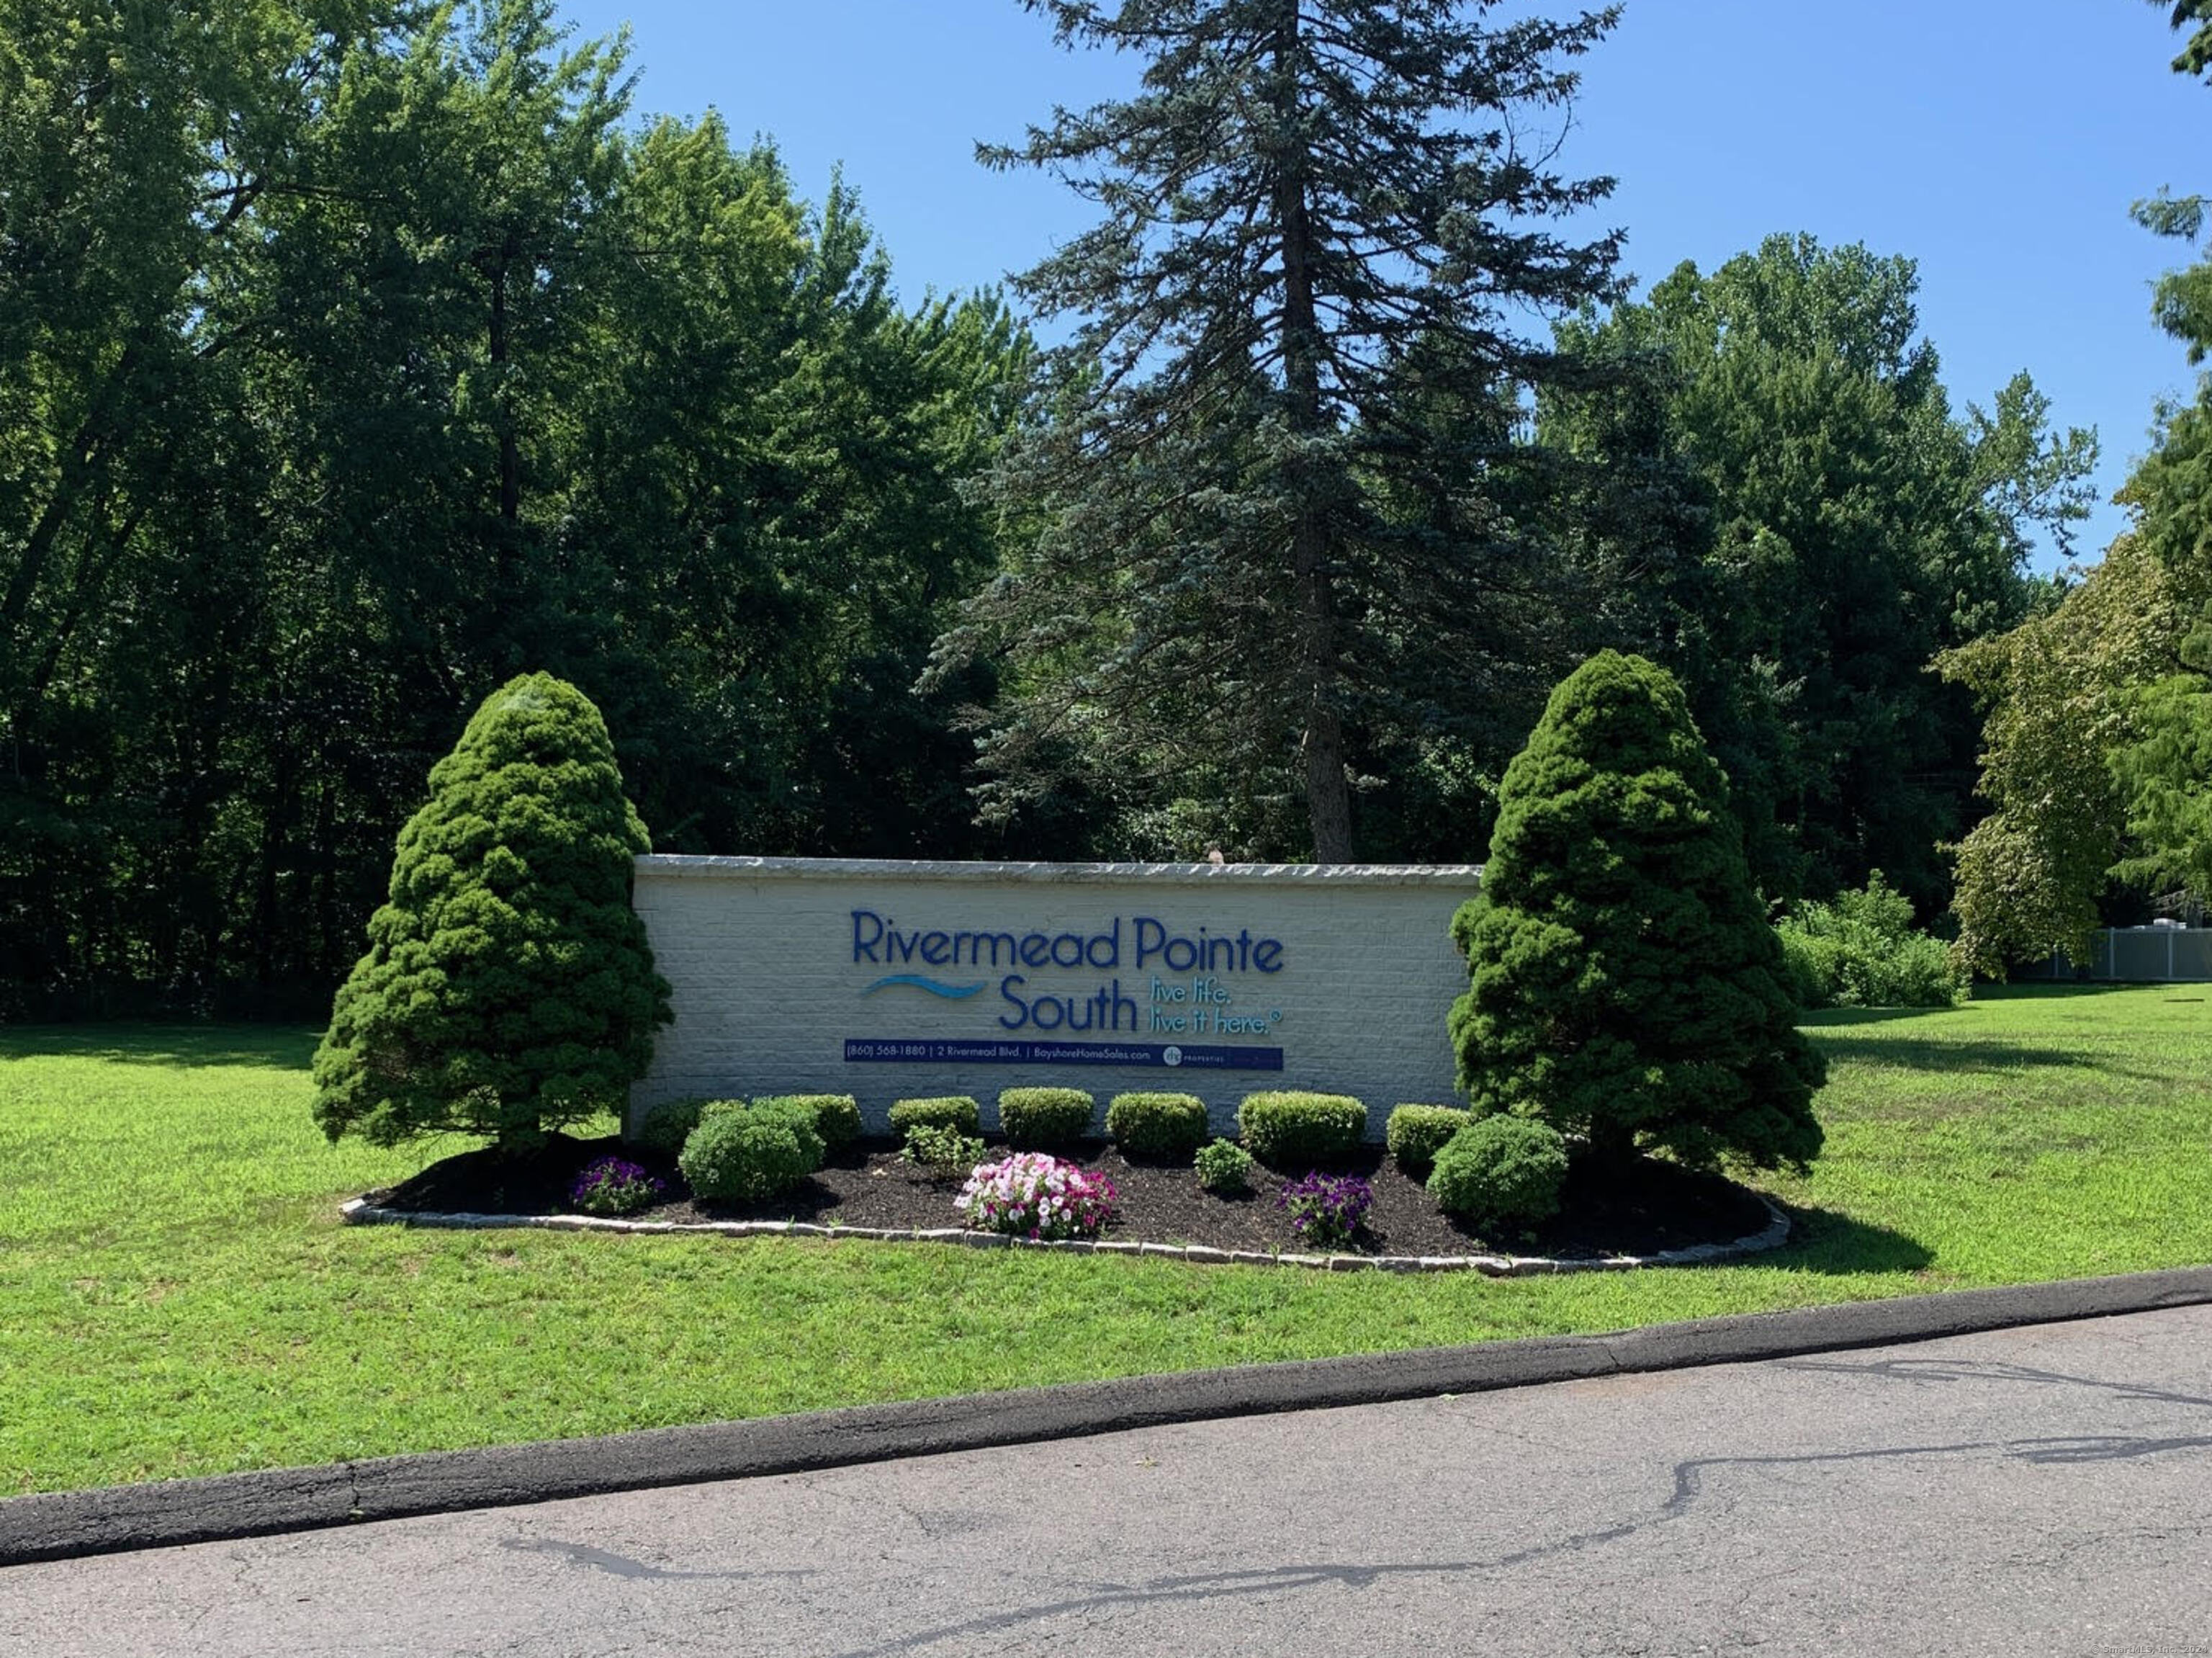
(1770, 1204, 1936, 1274)
(1974, 982, 2159, 1000)
(0, 1025, 318, 1070)
(1799, 981, 2162, 1031)
(1808, 1034, 2102, 1073)
(1799, 1005, 1966, 1029)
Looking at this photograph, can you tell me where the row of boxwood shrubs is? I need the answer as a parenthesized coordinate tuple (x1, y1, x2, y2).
(633, 1086, 1571, 1235)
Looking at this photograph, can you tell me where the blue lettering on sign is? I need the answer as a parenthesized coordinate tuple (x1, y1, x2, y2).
(853, 910, 1131, 970)
(853, 909, 1284, 974)
(849, 910, 1290, 1057)
(1131, 917, 1284, 974)
(844, 1038, 1284, 1072)
(996, 974, 1141, 1032)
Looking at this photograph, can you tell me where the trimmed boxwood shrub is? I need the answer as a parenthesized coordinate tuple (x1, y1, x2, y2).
(1385, 1103, 1473, 1177)
(679, 1103, 825, 1204)
(1194, 1137, 1255, 1195)
(1237, 1091, 1367, 1168)
(1105, 1091, 1210, 1160)
(633, 1097, 709, 1157)
(1426, 1115, 1569, 1230)
(755, 1093, 863, 1151)
(889, 1095, 981, 1140)
(997, 1087, 1095, 1147)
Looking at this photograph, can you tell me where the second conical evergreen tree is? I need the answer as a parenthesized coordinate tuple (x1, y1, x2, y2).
(1449, 650, 1825, 1171)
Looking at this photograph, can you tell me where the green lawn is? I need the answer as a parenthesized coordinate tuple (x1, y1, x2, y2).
(4, 984, 2210, 1497)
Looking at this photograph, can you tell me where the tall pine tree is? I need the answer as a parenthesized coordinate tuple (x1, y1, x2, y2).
(933, 0, 1625, 861)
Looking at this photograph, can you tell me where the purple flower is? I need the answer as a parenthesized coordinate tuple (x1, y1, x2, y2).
(1277, 1172, 1371, 1250)
(570, 1156, 667, 1219)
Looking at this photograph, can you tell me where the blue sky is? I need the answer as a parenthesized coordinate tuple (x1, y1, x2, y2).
(557, 0, 2206, 569)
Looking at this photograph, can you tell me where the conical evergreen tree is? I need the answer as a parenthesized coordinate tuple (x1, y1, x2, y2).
(313, 673, 671, 1150)
(1449, 650, 1824, 1170)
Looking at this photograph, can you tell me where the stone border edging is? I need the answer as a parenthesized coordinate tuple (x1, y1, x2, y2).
(331, 1192, 1793, 1276)
(10, 1265, 2212, 1569)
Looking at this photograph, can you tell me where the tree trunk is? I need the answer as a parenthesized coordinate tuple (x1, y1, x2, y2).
(1272, 1, 1353, 864)
(253, 741, 295, 985)
(1295, 521, 1353, 863)
(488, 256, 521, 536)
(1, 342, 140, 650)
(1585, 1117, 1639, 1178)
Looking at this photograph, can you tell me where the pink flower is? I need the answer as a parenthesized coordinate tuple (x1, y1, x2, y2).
(957, 1152, 1118, 1240)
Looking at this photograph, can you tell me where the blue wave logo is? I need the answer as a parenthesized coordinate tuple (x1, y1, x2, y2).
(863, 974, 988, 1000)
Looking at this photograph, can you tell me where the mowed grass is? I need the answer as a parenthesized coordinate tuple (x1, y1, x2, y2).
(4, 984, 2210, 1497)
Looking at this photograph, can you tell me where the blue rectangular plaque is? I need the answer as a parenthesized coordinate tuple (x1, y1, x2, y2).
(843, 1037, 1283, 1072)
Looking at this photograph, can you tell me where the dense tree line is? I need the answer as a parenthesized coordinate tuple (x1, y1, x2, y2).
(1, 0, 1024, 1013)
(1548, 236, 2095, 913)
(0, 0, 2151, 1015)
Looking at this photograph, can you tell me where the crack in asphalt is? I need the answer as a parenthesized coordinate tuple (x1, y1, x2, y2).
(497, 1536, 811, 1583)
(817, 1402, 2212, 1656)
(469, 1355, 2212, 1655)
(1778, 1355, 2212, 1412)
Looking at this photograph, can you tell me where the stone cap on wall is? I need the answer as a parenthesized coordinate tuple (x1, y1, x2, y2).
(634, 855, 1483, 887)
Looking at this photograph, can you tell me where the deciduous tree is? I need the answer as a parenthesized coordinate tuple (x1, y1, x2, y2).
(1547, 235, 2096, 911)
(0, 0, 1028, 1013)
(1938, 535, 2193, 972)
(1941, 3, 2212, 970)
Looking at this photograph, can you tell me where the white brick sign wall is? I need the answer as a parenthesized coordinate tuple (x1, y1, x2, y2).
(628, 856, 1483, 1138)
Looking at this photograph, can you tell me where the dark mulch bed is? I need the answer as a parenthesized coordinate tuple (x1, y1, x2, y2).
(372, 1132, 1773, 1260)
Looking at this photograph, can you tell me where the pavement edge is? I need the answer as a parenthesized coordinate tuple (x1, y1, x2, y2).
(7, 1264, 2212, 1568)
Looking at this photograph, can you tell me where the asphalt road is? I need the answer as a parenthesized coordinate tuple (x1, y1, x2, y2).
(9, 1304, 2212, 1657)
